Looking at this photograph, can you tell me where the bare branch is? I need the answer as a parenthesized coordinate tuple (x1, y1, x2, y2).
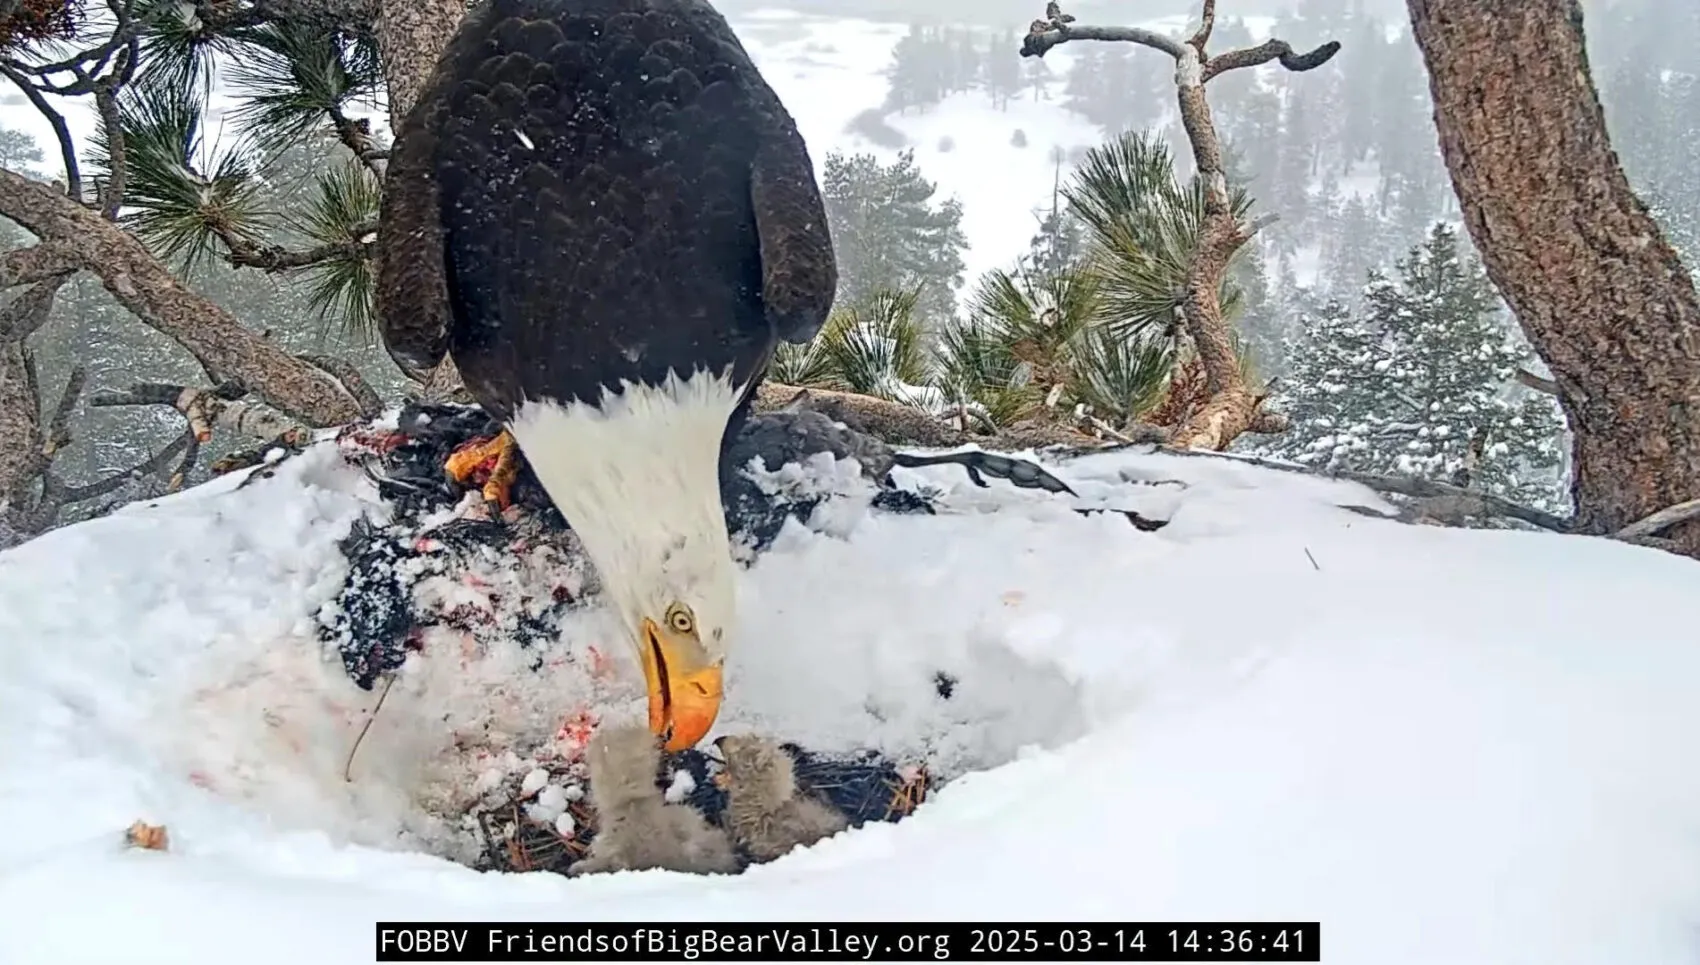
(0, 273, 68, 342)
(90, 50, 137, 222)
(0, 243, 80, 290)
(1334, 471, 1570, 530)
(42, 363, 84, 457)
(1239, 211, 1280, 242)
(168, 431, 202, 491)
(0, 60, 81, 200)
(1202, 38, 1342, 82)
(1616, 497, 1700, 541)
(52, 430, 194, 504)
(1021, 23, 1186, 60)
(1189, 0, 1216, 53)
(1515, 368, 1559, 395)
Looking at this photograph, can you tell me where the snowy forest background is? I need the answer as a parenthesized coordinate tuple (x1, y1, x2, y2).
(2, 0, 1695, 535)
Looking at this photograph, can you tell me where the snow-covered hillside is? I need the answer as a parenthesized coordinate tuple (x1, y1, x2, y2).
(3, 432, 1700, 964)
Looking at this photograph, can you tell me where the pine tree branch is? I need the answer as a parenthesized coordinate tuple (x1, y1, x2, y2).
(87, 39, 140, 221)
(0, 167, 367, 426)
(1126, 444, 1575, 531)
(0, 243, 81, 292)
(220, 222, 377, 273)
(2, 0, 140, 206)
(329, 109, 385, 177)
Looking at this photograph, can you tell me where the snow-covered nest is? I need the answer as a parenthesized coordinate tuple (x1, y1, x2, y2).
(3, 416, 1700, 964)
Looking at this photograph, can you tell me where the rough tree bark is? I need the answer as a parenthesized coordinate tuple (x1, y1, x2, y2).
(0, 278, 64, 501)
(1020, 0, 1338, 451)
(374, 0, 466, 127)
(1406, 0, 1700, 557)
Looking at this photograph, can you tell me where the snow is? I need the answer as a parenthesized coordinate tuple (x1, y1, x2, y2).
(2, 433, 1700, 964)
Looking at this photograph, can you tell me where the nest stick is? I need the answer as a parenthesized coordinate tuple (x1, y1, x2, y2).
(343, 672, 397, 782)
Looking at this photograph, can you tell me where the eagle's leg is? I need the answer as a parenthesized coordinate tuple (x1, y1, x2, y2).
(444, 429, 523, 509)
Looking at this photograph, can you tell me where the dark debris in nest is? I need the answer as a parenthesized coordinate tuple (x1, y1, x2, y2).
(314, 402, 960, 691)
(469, 743, 932, 877)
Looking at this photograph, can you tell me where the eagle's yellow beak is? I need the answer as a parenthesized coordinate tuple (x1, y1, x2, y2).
(640, 617, 723, 751)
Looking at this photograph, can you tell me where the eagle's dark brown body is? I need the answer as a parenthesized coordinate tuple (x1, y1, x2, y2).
(377, 0, 837, 423)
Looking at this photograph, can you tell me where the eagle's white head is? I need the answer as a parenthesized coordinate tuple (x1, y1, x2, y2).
(508, 368, 746, 751)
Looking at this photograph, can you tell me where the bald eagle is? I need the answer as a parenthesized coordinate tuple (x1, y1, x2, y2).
(376, 0, 836, 753)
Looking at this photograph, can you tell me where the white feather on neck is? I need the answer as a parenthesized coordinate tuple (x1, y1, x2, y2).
(507, 369, 745, 658)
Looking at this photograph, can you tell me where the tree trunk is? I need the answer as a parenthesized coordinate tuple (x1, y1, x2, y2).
(0, 168, 367, 427)
(0, 337, 40, 503)
(1407, 0, 1700, 556)
(374, 0, 466, 128)
(374, 0, 469, 397)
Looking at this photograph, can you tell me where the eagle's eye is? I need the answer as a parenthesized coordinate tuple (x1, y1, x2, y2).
(666, 604, 695, 635)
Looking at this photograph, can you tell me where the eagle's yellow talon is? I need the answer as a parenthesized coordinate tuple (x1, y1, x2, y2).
(445, 430, 522, 509)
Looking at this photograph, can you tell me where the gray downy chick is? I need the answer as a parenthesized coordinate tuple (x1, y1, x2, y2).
(568, 723, 740, 877)
(716, 734, 849, 863)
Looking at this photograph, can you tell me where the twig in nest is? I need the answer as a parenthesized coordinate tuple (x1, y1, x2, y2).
(502, 803, 537, 872)
(124, 820, 168, 851)
(343, 672, 397, 782)
(883, 767, 930, 821)
(1615, 497, 1700, 541)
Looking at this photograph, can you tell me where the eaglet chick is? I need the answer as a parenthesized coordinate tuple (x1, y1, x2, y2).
(716, 734, 849, 862)
(569, 723, 740, 876)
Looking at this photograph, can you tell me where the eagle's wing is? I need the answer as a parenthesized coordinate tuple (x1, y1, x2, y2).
(374, 91, 454, 379)
(750, 119, 837, 346)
